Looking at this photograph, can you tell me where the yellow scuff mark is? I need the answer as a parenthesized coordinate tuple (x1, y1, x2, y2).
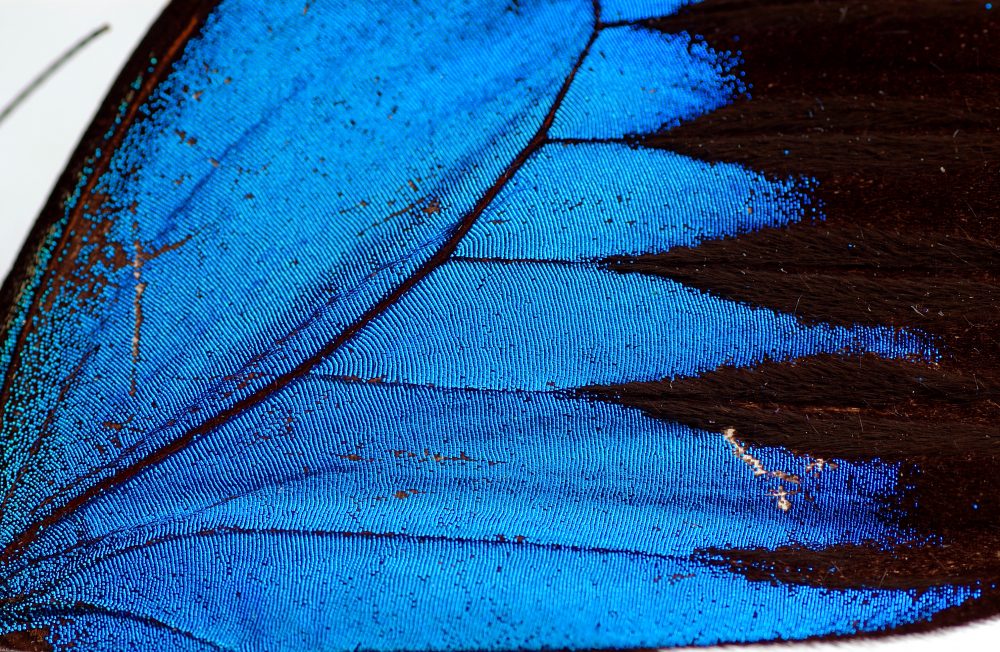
(806, 458, 839, 476)
(769, 486, 794, 512)
(723, 427, 805, 512)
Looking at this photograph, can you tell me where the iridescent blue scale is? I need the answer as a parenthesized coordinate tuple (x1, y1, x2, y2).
(0, 1, 972, 649)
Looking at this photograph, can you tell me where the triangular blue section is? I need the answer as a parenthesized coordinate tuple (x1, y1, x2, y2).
(551, 27, 745, 138)
(321, 260, 931, 390)
(457, 143, 816, 260)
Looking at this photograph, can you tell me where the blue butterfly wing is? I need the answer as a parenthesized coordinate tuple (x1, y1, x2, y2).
(0, 0, 979, 649)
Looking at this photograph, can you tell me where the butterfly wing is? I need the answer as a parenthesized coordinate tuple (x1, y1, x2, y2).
(0, 0, 987, 649)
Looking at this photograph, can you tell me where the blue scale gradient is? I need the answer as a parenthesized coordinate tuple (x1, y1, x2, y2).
(0, 0, 591, 556)
(550, 27, 746, 138)
(18, 386, 902, 576)
(0, 0, 972, 649)
(320, 260, 931, 390)
(602, 0, 696, 22)
(3, 385, 973, 648)
(456, 144, 817, 261)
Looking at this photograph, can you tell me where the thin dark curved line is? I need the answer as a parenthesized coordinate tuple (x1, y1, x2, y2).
(548, 136, 647, 146)
(5, 476, 287, 585)
(7, 524, 686, 608)
(311, 374, 564, 395)
(106, 526, 684, 568)
(599, 18, 657, 29)
(0, 25, 110, 127)
(449, 255, 595, 267)
(0, 2, 607, 563)
(27, 601, 232, 651)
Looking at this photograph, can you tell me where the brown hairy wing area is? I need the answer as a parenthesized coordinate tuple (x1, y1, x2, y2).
(583, 354, 998, 463)
(589, 0, 1000, 628)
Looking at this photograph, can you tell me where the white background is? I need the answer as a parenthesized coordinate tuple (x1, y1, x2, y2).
(0, 2, 995, 650)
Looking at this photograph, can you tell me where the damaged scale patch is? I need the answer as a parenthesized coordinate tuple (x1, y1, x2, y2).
(722, 427, 839, 512)
(720, 427, 888, 515)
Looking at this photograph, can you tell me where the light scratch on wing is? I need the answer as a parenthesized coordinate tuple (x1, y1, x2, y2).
(129, 222, 192, 396)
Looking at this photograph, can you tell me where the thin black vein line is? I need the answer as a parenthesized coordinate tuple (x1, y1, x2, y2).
(599, 18, 655, 29)
(117, 526, 684, 570)
(0, 3, 606, 564)
(25, 602, 232, 651)
(547, 135, 648, 147)
(450, 255, 597, 267)
(31, 526, 688, 599)
(5, 524, 687, 615)
(0, 24, 110, 127)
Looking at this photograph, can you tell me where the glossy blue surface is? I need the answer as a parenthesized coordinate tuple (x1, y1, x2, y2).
(602, 0, 696, 22)
(320, 260, 930, 390)
(0, 0, 971, 649)
(551, 28, 746, 138)
(456, 143, 818, 260)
